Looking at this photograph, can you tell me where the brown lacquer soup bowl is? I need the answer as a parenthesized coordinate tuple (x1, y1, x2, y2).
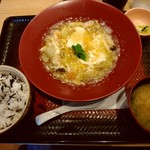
(128, 76, 150, 133)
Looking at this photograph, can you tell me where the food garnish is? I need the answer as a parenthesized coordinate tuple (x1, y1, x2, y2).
(136, 25, 150, 35)
(72, 44, 86, 61)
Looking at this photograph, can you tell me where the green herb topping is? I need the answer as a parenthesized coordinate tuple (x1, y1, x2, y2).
(72, 44, 86, 61)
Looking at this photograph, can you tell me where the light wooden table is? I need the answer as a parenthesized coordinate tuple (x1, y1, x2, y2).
(0, 0, 133, 33)
(0, 0, 62, 33)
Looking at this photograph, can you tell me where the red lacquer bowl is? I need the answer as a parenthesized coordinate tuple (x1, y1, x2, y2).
(19, 0, 142, 101)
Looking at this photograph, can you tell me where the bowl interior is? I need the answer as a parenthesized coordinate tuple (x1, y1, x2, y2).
(19, 0, 142, 101)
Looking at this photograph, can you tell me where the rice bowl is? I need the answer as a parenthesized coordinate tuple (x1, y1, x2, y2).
(0, 65, 31, 134)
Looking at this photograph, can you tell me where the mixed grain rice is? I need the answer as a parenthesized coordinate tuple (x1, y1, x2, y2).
(0, 72, 28, 130)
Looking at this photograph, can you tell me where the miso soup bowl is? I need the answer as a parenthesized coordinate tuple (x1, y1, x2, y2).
(128, 76, 150, 133)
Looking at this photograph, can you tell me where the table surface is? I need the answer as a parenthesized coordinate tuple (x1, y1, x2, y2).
(0, 0, 63, 33)
(0, 0, 133, 33)
(1, 0, 150, 147)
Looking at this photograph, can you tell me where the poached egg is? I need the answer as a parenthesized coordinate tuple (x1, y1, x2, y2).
(66, 26, 107, 66)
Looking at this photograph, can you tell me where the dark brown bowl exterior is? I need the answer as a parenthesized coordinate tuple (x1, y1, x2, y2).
(128, 76, 150, 133)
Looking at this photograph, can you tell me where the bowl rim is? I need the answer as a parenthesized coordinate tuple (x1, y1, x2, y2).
(0, 65, 31, 134)
(125, 7, 150, 12)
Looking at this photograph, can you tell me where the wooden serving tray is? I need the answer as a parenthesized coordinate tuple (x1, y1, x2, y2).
(0, 16, 150, 144)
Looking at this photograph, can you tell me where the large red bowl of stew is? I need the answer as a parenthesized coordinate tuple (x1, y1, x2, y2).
(19, 0, 142, 101)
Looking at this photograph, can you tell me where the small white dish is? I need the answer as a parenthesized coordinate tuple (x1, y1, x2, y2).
(125, 8, 150, 38)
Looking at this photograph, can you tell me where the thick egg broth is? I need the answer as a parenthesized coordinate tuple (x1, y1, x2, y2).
(39, 19, 120, 86)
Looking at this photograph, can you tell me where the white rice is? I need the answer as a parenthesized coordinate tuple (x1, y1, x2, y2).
(0, 72, 28, 130)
